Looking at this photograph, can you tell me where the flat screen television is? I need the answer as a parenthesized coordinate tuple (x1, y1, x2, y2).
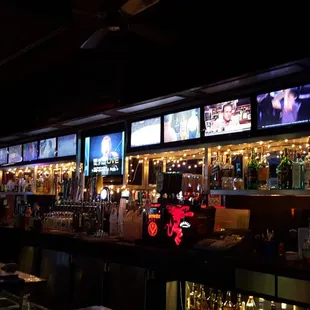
(164, 108, 200, 143)
(257, 84, 310, 129)
(23, 141, 38, 161)
(84, 132, 124, 177)
(0, 148, 7, 165)
(8, 145, 23, 164)
(131, 117, 161, 147)
(204, 98, 251, 136)
(57, 134, 76, 157)
(39, 138, 56, 159)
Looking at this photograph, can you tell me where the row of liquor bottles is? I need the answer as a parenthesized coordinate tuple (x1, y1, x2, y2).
(186, 283, 299, 310)
(209, 147, 310, 190)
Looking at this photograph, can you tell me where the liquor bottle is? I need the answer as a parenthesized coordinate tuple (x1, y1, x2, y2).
(209, 152, 222, 189)
(287, 208, 298, 252)
(221, 154, 234, 189)
(200, 287, 207, 310)
(245, 296, 256, 310)
(277, 148, 292, 189)
(292, 151, 305, 189)
(304, 143, 310, 189)
(189, 283, 196, 309)
(257, 298, 265, 310)
(217, 294, 223, 310)
(257, 147, 269, 190)
(270, 301, 276, 310)
(206, 288, 214, 310)
(247, 149, 259, 189)
(233, 168, 244, 190)
(223, 291, 234, 310)
(235, 294, 242, 310)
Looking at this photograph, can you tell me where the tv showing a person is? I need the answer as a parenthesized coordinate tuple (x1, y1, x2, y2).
(257, 84, 310, 129)
(88, 132, 124, 176)
(204, 99, 251, 136)
(23, 142, 38, 161)
(164, 108, 200, 143)
(39, 138, 56, 159)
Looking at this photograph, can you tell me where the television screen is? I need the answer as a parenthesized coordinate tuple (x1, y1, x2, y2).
(257, 84, 310, 129)
(58, 134, 76, 157)
(84, 132, 124, 176)
(131, 117, 161, 147)
(23, 142, 38, 161)
(39, 138, 56, 159)
(164, 108, 200, 143)
(204, 98, 251, 136)
(8, 145, 23, 164)
(0, 148, 7, 165)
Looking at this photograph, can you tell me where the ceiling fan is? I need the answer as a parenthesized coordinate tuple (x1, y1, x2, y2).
(80, 0, 160, 50)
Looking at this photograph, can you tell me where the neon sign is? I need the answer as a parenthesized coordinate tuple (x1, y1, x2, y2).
(180, 221, 191, 228)
(148, 214, 161, 219)
(165, 205, 194, 246)
(148, 221, 158, 237)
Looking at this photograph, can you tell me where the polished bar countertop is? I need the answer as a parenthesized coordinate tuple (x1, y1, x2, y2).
(1, 227, 310, 282)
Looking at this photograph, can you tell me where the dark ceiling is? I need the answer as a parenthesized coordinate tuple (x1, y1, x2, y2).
(1, 0, 309, 137)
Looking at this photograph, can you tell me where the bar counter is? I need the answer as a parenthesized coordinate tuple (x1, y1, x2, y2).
(1, 226, 310, 280)
(2, 227, 310, 309)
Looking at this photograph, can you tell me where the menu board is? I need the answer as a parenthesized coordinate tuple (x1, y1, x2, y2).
(23, 141, 38, 161)
(131, 117, 161, 147)
(57, 134, 76, 157)
(204, 98, 251, 136)
(39, 138, 56, 159)
(257, 84, 310, 129)
(164, 108, 200, 143)
(8, 145, 23, 164)
(0, 148, 7, 165)
(84, 132, 124, 176)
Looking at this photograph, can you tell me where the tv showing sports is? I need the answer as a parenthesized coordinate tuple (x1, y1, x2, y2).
(39, 138, 56, 159)
(204, 98, 251, 136)
(8, 145, 23, 164)
(84, 132, 124, 176)
(0, 148, 7, 165)
(131, 117, 161, 147)
(164, 108, 200, 143)
(257, 84, 310, 129)
(58, 134, 76, 157)
(23, 141, 38, 161)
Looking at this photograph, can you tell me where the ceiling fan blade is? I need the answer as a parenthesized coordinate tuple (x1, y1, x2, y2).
(80, 28, 109, 49)
(121, 0, 159, 16)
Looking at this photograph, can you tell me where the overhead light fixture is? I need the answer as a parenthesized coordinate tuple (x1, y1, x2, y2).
(25, 127, 57, 136)
(62, 114, 110, 126)
(0, 135, 20, 142)
(121, 0, 160, 16)
(201, 64, 303, 95)
(117, 96, 184, 113)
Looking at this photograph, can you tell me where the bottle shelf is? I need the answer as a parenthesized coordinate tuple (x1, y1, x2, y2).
(209, 189, 310, 196)
(0, 192, 34, 196)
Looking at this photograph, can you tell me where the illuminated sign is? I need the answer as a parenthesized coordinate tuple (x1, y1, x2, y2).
(180, 221, 191, 228)
(148, 214, 161, 219)
(148, 222, 158, 237)
(165, 205, 194, 246)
